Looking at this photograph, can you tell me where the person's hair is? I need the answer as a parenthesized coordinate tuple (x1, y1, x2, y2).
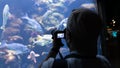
(66, 8, 102, 56)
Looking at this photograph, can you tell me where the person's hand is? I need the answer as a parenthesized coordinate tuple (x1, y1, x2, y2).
(51, 30, 64, 49)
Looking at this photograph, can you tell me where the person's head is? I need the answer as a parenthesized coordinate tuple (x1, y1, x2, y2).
(66, 8, 102, 56)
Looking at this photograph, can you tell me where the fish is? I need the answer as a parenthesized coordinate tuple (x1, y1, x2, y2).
(42, 10, 64, 32)
(1, 4, 11, 30)
(81, 3, 96, 9)
(41, 52, 48, 55)
(80, 3, 97, 12)
(65, 0, 75, 5)
(49, 2, 67, 12)
(57, 18, 68, 31)
(21, 14, 44, 34)
(8, 35, 23, 41)
(34, 0, 52, 6)
(0, 41, 30, 55)
(27, 50, 40, 63)
(32, 34, 52, 46)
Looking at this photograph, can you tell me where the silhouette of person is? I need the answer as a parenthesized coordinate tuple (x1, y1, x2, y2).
(39, 8, 111, 68)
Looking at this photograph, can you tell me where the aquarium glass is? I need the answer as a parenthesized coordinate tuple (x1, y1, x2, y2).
(0, 0, 97, 68)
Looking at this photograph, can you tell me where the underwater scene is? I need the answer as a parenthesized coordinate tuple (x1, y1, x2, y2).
(0, 0, 97, 68)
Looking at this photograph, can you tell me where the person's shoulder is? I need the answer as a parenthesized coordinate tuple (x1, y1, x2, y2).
(52, 59, 68, 68)
(41, 58, 55, 68)
(40, 58, 68, 68)
(96, 55, 112, 68)
(96, 55, 109, 62)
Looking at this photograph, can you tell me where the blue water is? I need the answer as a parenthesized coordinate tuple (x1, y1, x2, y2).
(0, 0, 97, 68)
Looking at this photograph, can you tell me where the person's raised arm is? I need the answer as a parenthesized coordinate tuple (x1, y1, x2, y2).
(39, 30, 64, 68)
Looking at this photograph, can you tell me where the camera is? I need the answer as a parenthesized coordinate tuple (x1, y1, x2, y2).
(56, 31, 65, 38)
(51, 29, 65, 39)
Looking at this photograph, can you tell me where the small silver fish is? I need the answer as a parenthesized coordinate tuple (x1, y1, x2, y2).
(1, 4, 11, 30)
